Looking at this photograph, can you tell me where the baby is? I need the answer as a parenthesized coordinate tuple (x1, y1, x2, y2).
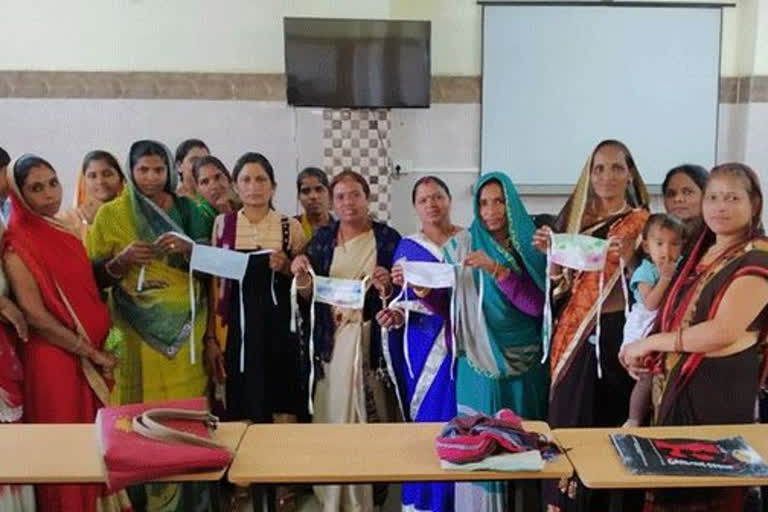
(622, 213, 684, 427)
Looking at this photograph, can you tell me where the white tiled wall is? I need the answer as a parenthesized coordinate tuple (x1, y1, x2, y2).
(0, 99, 764, 233)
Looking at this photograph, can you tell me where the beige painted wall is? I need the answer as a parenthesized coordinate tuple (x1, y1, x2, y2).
(0, 0, 757, 76)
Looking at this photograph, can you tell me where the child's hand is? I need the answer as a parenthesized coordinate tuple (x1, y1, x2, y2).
(658, 261, 677, 280)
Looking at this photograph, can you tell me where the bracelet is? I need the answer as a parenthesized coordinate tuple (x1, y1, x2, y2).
(73, 335, 91, 358)
(491, 261, 500, 279)
(295, 274, 313, 290)
(674, 327, 684, 352)
(104, 257, 125, 280)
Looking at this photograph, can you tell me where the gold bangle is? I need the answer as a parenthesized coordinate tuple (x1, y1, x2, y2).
(295, 274, 312, 290)
(674, 327, 684, 352)
(104, 258, 124, 280)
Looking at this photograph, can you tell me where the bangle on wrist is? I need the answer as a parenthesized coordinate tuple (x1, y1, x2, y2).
(674, 327, 684, 352)
(105, 257, 124, 280)
(295, 274, 312, 290)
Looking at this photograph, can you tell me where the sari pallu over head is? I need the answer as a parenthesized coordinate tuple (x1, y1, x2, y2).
(548, 141, 650, 388)
(444, 171, 546, 378)
(88, 141, 207, 360)
(2, 155, 112, 405)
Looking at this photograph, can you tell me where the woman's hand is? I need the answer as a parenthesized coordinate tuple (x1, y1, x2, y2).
(90, 349, 118, 371)
(464, 250, 496, 274)
(155, 233, 193, 257)
(269, 251, 290, 273)
(376, 308, 404, 330)
(372, 266, 393, 298)
(532, 226, 553, 253)
(0, 297, 28, 341)
(607, 236, 627, 258)
(291, 255, 312, 277)
(204, 335, 226, 384)
(114, 241, 155, 268)
(619, 338, 654, 379)
(391, 264, 404, 287)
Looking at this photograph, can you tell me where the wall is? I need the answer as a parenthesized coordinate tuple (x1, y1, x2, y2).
(1, 0, 766, 232)
(0, 0, 746, 76)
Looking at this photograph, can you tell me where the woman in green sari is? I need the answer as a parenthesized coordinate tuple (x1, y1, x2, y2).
(86, 139, 213, 511)
(443, 171, 548, 511)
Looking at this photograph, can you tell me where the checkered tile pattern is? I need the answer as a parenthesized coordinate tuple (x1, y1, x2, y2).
(322, 108, 392, 223)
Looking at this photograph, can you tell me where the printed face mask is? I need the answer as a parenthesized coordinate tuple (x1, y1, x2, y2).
(399, 261, 457, 289)
(290, 269, 369, 417)
(549, 233, 608, 271)
(313, 275, 368, 310)
(542, 232, 628, 381)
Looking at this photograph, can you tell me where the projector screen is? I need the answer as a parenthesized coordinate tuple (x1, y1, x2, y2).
(481, 4, 722, 186)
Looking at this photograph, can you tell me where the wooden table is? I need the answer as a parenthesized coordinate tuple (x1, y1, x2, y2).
(228, 421, 571, 485)
(554, 423, 768, 489)
(0, 422, 247, 484)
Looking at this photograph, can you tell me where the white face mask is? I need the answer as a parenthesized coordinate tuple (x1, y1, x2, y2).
(187, 241, 274, 373)
(398, 261, 457, 289)
(313, 275, 368, 309)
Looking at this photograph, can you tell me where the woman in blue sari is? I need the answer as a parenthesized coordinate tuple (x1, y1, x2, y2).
(446, 172, 548, 511)
(378, 176, 461, 512)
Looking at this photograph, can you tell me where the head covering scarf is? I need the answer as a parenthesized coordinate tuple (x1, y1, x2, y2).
(547, 141, 650, 383)
(72, 151, 125, 208)
(444, 171, 546, 378)
(3, 155, 112, 405)
(125, 140, 186, 241)
(554, 140, 649, 235)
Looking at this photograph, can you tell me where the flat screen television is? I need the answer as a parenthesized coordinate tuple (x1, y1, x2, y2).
(284, 17, 431, 108)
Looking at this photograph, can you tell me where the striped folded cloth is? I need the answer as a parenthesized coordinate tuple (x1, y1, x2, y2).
(435, 409, 559, 465)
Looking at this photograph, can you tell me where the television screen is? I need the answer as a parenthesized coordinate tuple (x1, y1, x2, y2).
(284, 18, 431, 108)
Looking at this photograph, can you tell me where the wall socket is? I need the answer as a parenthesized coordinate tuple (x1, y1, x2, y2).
(393, 160, 413, 176)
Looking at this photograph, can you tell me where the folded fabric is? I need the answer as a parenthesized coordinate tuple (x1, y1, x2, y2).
(439, 450, 544, 472)
(96, 397, 232, 490)
(435, 408, 559, 465)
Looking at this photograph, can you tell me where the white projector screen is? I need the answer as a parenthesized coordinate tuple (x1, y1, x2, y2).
(481, 4, 722, 186)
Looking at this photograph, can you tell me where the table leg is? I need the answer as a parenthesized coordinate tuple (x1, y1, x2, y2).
(608, 490, 624, 512)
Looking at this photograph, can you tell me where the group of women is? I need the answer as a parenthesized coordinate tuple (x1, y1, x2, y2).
(0, 138, 765, 512)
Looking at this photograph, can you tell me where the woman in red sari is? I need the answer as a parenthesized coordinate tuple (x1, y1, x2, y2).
(621, 163, 768, 511)
(2, 155, 131, 512)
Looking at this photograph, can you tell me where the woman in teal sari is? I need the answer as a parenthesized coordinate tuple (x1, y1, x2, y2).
(443, 171, 548, 511)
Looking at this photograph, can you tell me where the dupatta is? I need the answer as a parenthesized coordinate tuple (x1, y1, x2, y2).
(87, 142, 208, 360)
(3, 156, 112, 406)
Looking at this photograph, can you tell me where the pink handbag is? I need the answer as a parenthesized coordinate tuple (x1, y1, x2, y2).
(96, 397, 233, 490)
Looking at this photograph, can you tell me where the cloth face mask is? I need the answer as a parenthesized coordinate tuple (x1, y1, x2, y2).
(387, 261, 460, 384)
(146, 232, 273, 372)
(549, 233, 608, 271)
(542, 233, 627, 378)
(291, 269, 370, 415)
